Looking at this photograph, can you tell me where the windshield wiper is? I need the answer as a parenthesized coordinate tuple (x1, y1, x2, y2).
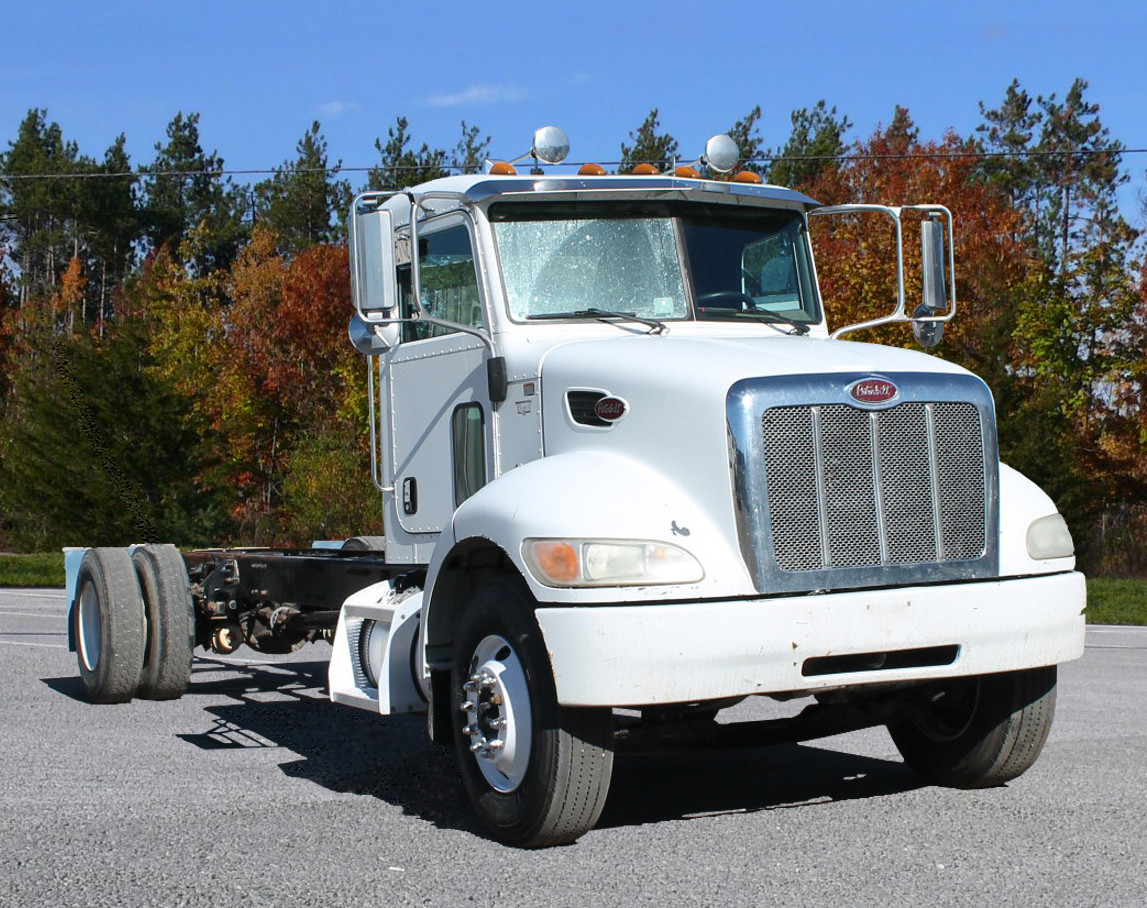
(527, 308, 667, 334)
(699, 308, 810, 336)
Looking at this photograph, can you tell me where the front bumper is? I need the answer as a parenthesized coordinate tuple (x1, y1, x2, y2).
(535, 572, 1086, 706)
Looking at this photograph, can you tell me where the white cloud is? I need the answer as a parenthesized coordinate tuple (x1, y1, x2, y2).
(317, 100, 361, 117)
(424, 83, 528, 108)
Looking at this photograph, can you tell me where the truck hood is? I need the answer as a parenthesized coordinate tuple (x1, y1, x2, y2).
(537, 332, 986, 537)
(540, 333, 971, 391)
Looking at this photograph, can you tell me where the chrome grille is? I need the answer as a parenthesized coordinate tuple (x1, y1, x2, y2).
(762, 402, 986, 572)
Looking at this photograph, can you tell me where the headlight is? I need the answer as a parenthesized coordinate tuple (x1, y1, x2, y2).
(522, 538, 704, 587)
(1026, 514, 1075, 560)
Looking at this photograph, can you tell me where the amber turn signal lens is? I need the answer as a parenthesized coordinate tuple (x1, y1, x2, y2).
(489, 161, 517, 175)
(674, 165, 701, 178)
(734, 170, 763, 184)
(528, 541, 580, 584)
(578, 162, 607, 176)
(633, 163, 659, 175)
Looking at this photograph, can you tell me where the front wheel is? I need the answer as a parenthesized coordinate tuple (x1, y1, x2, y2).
(451, 576, 614, 848)
(888, 666, 1058, 788)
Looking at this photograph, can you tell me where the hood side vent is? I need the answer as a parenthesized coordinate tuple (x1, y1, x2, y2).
(567, 390, 610, 427)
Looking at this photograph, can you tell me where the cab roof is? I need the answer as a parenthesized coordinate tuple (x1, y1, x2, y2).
(395, 172, 822, 211)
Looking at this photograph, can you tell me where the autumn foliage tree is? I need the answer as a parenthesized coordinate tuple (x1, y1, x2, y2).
(1, 97, 1145, 571)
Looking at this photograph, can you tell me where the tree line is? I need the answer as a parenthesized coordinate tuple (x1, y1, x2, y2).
(1, 78, 1144, 575)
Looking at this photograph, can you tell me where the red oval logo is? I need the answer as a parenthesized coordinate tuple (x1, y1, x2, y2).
(849, 378, 898, 406)
(594, 397, 628, 422)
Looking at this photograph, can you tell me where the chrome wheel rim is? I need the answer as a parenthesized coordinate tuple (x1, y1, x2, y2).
(460, 634, 532, 792)
(78, 581, 101, 672)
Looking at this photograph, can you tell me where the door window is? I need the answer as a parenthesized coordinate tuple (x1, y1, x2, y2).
(452, 403, 486, 506)
(401, 223, 483, 342)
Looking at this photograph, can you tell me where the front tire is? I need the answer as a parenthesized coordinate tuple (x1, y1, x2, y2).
(451, 576, 614, 848)
(74, 548, 145, 704)
(888, 666, 1058, 788)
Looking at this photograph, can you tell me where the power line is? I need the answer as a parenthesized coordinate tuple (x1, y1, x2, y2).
(0, 146, 1143, 183)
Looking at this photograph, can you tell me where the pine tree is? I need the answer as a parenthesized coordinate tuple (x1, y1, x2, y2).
(254, 121, 351, 255)
(618, 109, 679, 174)
(0, 109, 82, 302)
(367, 117, 450, 191)
(142, 112, 247, 274)
(766, 101, 852, 190)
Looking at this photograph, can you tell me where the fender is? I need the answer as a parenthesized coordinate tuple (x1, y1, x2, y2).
(419, 451, 756, 651)
(998, 462, 1076, 576)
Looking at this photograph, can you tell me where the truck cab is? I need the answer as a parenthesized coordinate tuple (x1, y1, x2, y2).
(330, 130, 1085, 846)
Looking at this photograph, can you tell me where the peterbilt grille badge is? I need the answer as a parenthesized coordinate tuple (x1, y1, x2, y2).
(847, 377, 899, 407)
(594, 396, 628, 422)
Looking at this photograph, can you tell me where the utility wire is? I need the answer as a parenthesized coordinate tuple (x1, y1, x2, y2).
(0, 146, 1142, 182)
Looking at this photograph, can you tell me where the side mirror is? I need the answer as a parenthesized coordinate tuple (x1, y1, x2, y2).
(349, 314, 398, 355)
(351, 204, 398, 319)
(921, 218, 947, 312)
(914, 218, 948, 348)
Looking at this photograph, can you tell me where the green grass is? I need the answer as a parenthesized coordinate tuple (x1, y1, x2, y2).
(0, 551, 1144, 624)
(0, 553, 67, 588)
(1085, 577, 1147, 626)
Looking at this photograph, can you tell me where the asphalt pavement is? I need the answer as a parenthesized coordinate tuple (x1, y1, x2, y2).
(0, 587, 1143, 907)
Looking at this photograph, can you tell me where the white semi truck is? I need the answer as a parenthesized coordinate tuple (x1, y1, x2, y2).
(67, 128, 1086, 848)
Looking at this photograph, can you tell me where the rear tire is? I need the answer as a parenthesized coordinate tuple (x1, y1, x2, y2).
(451, 576, 614, 848)
(888, 666, 1057, 788)
(132, 544, 195, 700)
(74, 548, 145, 704)
(342, 536, 386, 551)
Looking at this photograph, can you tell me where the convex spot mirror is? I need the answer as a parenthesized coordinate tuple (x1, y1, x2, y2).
(349, 314, 399, 355)
(532, 126, 570, 165)
(704, 135, 740, 173)
(912, 303, 944, 348)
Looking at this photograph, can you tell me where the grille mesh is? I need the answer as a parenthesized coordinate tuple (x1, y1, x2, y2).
(762, 402, 985, 572)
(567, 390, 609, 427)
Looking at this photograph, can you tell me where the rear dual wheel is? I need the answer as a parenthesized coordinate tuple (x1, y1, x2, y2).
(451, 577, 614, 848)
(75, 548, 145, 704)
(74, 545, 194, 703)
(132, 544, 195, 700)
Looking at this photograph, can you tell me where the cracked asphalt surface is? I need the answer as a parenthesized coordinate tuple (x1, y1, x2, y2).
(1, 587, 1143, 907)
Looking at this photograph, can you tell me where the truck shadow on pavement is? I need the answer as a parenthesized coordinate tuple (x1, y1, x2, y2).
(599, 745, 921, 830)
(174, 656, 923, 837)
(44, 656, 924, 838)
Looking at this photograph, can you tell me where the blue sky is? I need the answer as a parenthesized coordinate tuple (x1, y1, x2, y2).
(2, 1, 1145, 219)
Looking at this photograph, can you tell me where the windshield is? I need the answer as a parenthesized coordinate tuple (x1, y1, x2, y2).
(489, 202, 821, 327)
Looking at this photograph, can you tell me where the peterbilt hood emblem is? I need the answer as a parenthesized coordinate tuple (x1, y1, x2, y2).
(594, 396, 628, 422)
(847, 376, 900, 407)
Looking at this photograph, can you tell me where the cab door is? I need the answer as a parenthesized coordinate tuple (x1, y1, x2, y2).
(383, 215, 493, 563)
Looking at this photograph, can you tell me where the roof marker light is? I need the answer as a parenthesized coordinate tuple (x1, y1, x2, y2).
(734, 171, 763, 184)
(674, 165, 701, 179)
(633, 163, 660, 175)
(489, 161, 517, 175)
(578, 162, 607, 176)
